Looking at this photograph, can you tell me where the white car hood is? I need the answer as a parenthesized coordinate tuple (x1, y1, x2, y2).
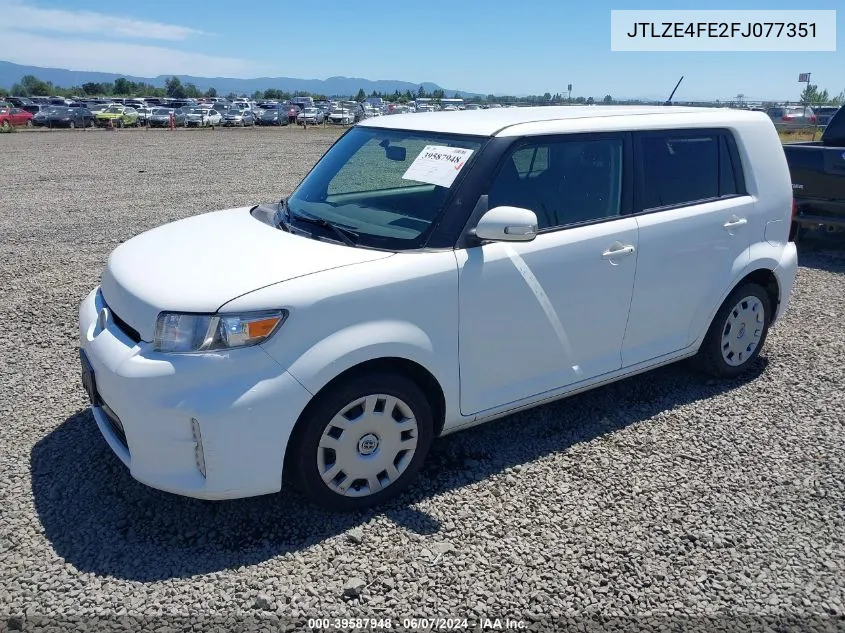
(100, 206, 393, 341)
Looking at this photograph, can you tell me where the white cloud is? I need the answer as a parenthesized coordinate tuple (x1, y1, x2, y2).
(0, 29, 271, 78)
(6, 0, 205, 41)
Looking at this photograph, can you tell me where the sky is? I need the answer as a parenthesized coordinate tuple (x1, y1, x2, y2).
(0, 0, 842, 101)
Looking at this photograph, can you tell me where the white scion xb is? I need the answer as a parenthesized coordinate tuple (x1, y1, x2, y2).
(78, 106, 798, 510)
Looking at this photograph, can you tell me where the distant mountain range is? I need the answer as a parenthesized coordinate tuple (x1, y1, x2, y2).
(0, 61, 481, 98)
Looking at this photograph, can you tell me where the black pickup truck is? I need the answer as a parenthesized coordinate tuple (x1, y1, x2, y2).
(784, 105, 845, 240)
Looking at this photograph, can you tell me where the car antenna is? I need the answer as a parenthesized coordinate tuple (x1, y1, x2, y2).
(664, 76, 684, 106)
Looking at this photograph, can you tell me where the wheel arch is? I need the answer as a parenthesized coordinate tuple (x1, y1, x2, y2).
(283, 356, 447, 476)
(691, 264, 781, 353)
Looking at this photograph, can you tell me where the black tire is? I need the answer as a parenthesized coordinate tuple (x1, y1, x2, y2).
(290, 372, 434, 511)
(69, 121, 75, 129)
(117, 119, 124, 128)
(693, 282, 771, 379)
(1, 120, 10, 130)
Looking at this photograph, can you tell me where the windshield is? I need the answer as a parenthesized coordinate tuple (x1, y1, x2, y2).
(105, 106, 122, 113)
(286, 126, 485, 250)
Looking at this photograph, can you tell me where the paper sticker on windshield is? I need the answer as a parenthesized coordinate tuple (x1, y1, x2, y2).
(402, 145, 474, 188)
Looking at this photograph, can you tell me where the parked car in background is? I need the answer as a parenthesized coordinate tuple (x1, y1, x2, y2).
(95, 105, 140, 128)
(31, 106, 95, 128)
(148, 108, 186, 127)
(0, 105, 34, 128)
(184, 107, 222, 127)
(5, 96, 34, 109)
(257, 107, 286, 126)
(814, 106, 841, 126)
(296, 107, 325, 125)
(464, 104, 482, 110)
(21, 103, 49, 116)
(767, 105, 817, 126)
(223, 109, 256, 126)
(327, 106, 355, 125)
(783, 105, 845, 239)
(136, 107, 155, 125)
(285, 104, 302, 124)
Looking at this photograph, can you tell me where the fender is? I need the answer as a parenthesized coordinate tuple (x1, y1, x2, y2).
(285, 319, 451, 399)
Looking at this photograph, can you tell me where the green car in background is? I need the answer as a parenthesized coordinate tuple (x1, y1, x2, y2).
(95, 105, 140, 128)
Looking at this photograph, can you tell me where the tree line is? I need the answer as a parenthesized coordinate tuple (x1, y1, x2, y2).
(2, 73, 842, 107)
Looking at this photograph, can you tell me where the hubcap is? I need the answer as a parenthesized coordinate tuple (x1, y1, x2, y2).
(721, 295, 765, 366)
(317, 394, 418, 497)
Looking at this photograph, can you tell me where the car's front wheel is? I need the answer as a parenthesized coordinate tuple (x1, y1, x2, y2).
(290, 373, 434, 510)
(694, 282, 771, 378)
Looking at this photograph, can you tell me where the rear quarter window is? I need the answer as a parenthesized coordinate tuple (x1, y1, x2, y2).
(636, 130, 745, 210)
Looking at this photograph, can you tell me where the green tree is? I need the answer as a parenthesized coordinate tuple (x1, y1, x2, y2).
(13, 75, 51, 96)
(355, 88, 366, 101)
(166, 76, 186, 99)
(831, 91, 844, 105)
(417, 85, 426, 98)
(800, 83, 829, 105)
(81, 82, 105, 96)
(602, 94, 613, 104)
(204, 86, 217, 98)
(113, 77, 132, 95)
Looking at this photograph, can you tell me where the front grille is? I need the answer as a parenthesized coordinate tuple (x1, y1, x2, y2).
(111, 310, 142, 344)
(100, 400, 128, 450)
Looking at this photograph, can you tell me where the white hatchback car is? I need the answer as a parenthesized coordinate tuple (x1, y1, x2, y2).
(79, 106, 798, 510)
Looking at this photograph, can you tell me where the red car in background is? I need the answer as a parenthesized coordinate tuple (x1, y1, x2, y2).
(0, 105, 34, 129)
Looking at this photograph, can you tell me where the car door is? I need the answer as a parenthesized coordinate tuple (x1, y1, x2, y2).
(11, 108, 26, 125)
(456, 133, 638, 416)
(622, 129, 752, 367)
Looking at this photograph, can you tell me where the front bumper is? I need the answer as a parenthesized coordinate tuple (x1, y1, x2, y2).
(78, 287, 313, 500)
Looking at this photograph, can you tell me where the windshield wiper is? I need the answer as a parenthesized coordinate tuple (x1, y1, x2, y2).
(275, 198, 292, 232)
(290, 210, 358, 247)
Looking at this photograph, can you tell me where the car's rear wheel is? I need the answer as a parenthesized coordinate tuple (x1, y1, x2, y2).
(290, 372, 434, 510)
(1, 120, 10, 130)
(26, 120, 33, 127)
(693, 282, 771, 379)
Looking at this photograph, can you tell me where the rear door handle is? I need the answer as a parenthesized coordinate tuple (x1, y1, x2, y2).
(601, 244, 636, 260)
(723, 217, 748, 230)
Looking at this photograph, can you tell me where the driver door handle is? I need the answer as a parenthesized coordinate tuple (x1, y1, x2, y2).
(602, 244, 636, 259)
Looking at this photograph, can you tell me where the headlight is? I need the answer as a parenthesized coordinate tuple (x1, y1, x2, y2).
(153, 310, 288, 353)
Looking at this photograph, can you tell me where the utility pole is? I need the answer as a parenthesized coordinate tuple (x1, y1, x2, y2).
(567, 84, 572, 104)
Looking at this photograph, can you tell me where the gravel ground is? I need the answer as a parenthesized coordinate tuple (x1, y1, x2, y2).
(0, 128, 844, 633)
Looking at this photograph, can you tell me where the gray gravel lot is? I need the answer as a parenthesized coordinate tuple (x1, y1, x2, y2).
(1, 127, 844, 632)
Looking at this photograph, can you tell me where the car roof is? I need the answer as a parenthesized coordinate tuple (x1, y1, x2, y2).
(357, 105, 764, 137)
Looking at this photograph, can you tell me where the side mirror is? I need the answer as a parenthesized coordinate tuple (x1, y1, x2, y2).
(473, 206, 538, 242)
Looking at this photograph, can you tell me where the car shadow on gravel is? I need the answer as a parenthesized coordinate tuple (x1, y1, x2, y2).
(32, 359, 768, 581)
(796, 241, 845, 274)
